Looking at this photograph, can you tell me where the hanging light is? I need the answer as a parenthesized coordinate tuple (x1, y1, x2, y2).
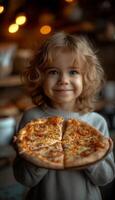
(15, 15, 27, 25)
(40, 25, 52, 35)
(65, 0, 74, 3)
(0, 5, 4, 14)
(8, 24, 19, 33)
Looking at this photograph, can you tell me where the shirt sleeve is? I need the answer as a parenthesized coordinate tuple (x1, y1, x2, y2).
(85, 116, 115, 186)
(13, 155, 48, 187)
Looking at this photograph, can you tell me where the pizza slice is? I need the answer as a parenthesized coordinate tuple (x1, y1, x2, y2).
(16, 116, 64, 153)
(63, 119, 110, 168)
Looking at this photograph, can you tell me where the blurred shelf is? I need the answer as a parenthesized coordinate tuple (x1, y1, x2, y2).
(0, 75, 22, 87)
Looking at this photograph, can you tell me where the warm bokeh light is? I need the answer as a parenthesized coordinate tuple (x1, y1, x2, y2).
(15, 15, 27, 25)
(8, 24, 19, 33)
(0, 5, 4, 14)
(40, 25, 52, 35)
(65, 0, 74, 3)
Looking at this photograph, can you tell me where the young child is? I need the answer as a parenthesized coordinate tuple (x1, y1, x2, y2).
(13, 31, 115, 200)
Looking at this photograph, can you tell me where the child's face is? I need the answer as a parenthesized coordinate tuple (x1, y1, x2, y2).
(42, 50, 83, 111)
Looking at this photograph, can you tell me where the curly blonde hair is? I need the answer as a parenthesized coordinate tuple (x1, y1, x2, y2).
(22, 31, 105, 113)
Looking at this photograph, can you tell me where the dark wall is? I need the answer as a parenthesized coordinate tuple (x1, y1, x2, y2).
(98, 44, 115, 81)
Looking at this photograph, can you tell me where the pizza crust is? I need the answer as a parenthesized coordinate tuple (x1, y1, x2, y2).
(23, 153, 64, 169)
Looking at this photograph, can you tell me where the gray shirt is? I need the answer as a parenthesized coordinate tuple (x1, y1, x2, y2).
(13, 106, 115, 200)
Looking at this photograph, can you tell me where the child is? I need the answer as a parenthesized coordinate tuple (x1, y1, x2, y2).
(13, 31, 115, 200)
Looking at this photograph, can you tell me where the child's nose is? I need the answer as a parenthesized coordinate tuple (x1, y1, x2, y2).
(58, 73, 69, 85)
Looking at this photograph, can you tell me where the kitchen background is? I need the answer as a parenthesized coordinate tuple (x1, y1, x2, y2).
(0, 0, 115, 200)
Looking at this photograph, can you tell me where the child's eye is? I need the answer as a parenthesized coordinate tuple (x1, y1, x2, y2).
(69, 70, 79, 75)
(47, 70, 58, 75)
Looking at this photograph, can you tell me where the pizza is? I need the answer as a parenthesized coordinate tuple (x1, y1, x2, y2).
(15, 116, 112, 169)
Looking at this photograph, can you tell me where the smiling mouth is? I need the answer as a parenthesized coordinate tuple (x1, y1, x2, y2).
(54, 89, 73, 92)
(54, 89, 72, 91)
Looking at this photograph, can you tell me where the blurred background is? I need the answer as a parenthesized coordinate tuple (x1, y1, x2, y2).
(0, 0, 115, 200)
